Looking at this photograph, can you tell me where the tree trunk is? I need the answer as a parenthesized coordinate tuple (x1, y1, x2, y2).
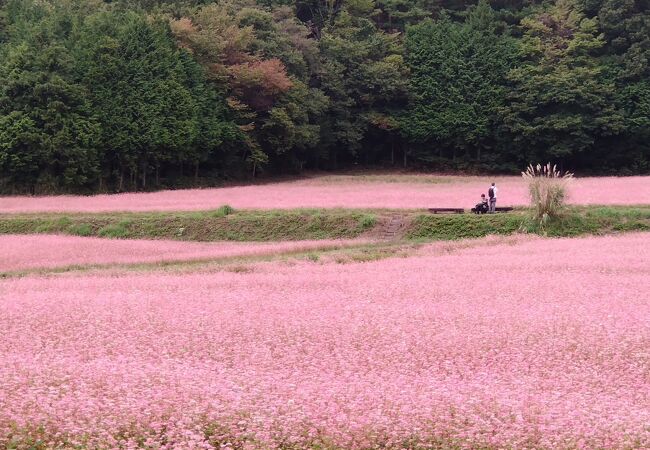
(179, 161, 183, 177)
(141, 163, 146, 189)
(403, 148, 407, 168)
(118, 170, 124, 192)
(391, 138, 395, 165)
(477, 147, 481, 161)
(155, 165, 160, 186)
(194, 162, 199, 183)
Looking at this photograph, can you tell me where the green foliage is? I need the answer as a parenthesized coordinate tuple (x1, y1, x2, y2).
(375, 0, 435, 31)
(408, 213, 524, 240)
(404, 1, 517, 166)
(359, 214, 377, 229)
(69, 223, 92, 236)
(499, 0, 625, 166)
(408, 205, 650, 240)
(98, 224, 130, 239)
(0, 206, 648, 243)
(0, 16, 101, 192)
(73, 9, 237, 190)
(0, 0, 237, 193)
(212, 204, 236, 217)
(0, 209, 381, 241)
(0, 0, 648, 194)
(318, 4, 408, 167)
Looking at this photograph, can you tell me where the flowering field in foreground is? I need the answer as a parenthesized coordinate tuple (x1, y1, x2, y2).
(0, 235, 363, 272)
(0, 175, 648, 213)
(1, 233, 649, 449)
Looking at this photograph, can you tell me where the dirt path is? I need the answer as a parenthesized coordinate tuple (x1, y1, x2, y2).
(381, 214, 407, 240)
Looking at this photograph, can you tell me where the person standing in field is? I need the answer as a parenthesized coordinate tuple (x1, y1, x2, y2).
(488, 182, 498, 213)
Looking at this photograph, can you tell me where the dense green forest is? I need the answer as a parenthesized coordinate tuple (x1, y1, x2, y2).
(0, 0, 648, 193)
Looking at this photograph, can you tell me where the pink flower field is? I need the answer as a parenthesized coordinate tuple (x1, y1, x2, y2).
(1, 233, 649, 449)
(0, 175, 648, 213)
(0, 235, 364, 273)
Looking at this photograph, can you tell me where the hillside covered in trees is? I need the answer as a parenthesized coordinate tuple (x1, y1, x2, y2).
(0, 0, 648, 193)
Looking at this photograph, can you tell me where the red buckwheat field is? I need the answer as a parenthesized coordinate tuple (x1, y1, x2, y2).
(0, 235, 365, 273)
(2, 0, 650, 446)
(0, 175, 648, 213)
(1, 174, 649, 450)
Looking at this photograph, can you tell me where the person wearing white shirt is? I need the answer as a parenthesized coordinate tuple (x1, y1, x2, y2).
(488, 182, 498, 213)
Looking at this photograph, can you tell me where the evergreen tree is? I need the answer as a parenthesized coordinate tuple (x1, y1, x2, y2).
(0, 0, 648, 194)
(74, 10, 236, 189)
(318, 0, 408, 167)
(0, 5, 100, 193)
(403, 1, 517, 167)
(499, 0, 624, 167)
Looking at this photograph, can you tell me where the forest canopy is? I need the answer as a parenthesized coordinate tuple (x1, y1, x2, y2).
(0, 0, 648, 193)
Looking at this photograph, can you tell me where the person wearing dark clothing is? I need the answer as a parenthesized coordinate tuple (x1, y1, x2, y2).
(472, 194, 489, 214)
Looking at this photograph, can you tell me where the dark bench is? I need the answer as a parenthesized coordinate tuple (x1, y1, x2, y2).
(428, 208, 465, 214)
(430, 206, 514, 214)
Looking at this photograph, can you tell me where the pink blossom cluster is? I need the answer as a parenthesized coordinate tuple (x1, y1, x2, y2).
(0, 175, 648, 213)
(1, 233, 649, 449)
(0, 234, 363, 272)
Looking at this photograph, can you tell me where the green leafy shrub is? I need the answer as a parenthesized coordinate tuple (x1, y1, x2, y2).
(358, 215, 377, 229)
(212, 205, 235, 217)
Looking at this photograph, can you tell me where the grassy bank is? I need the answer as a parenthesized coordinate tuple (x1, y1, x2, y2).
(407, 206, 650, 240)
(0, 207, 378, 241)
(0, 205, 648, 242)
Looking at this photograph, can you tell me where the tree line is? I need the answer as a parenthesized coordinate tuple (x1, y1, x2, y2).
(0, 0, 648, 193)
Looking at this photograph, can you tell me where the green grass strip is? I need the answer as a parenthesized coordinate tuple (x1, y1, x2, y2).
(0, 208, 377, 242)
(407, 206, 650, 240)
(0, 205, 647, 243)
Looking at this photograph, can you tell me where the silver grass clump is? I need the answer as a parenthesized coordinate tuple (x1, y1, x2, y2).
(522, 163, 574, 227)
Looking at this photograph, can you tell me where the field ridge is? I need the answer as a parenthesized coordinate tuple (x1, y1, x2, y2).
(0, 206, 648, 242)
